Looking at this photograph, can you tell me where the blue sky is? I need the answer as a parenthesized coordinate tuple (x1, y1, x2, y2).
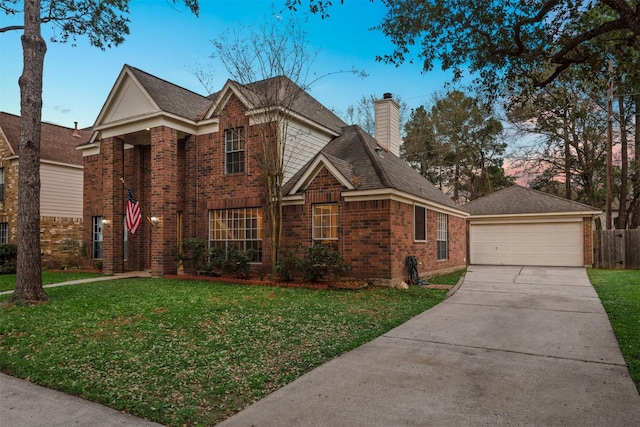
(0, 0, 458, 129)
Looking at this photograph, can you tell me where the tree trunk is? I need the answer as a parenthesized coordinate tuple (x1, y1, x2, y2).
(616, 96, 628, 229)
(563, 111, 571, 199)
(631, 94, 640, 229)
(12, 0, 48, 303)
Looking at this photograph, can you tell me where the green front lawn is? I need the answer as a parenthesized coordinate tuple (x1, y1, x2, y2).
(0, 271, 104, 292)
(588, 268, 640, 393)
(0, 277, 449, 426)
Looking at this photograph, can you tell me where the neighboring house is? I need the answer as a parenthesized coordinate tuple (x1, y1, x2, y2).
(78, 65, 468, 284)
(464, 185, 601, 267)
(0, 111, 91, 267)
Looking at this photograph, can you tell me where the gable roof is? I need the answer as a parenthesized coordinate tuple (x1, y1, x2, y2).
(126, 65, 212, 121)
(0, 111, 90, 166)
(464, 185, 601, 216)
(209, 75, 347, 134)
(285, 124, 463, 212)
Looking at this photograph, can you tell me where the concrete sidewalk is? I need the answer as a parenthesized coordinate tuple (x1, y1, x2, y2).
(217, 266, 640, 426)
(0, 373, 163, 427)
(0, 270, 151, 296)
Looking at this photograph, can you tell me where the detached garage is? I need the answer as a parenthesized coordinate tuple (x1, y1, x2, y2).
(465, 186, 601, 267)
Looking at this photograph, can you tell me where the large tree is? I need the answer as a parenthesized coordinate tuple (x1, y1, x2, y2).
(508, 72, 609, 208)
(210, 13, 365, 270)
(0, 0, 199, 304)
(289, 0, 639, 92)
(402, 90, 510, 202)
(292, 0, 640, 227)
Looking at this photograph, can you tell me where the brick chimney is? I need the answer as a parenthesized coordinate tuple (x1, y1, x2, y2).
(72, 121, 80, 137)
(374, 92, 400, 156)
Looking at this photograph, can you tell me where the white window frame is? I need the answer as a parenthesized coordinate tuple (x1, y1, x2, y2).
(414, 204, 427, 242)
(209, 207, 262, 262)
(313, 203, 338, 248)
(92, 216, 103, 259)
(224, 127, 245, 174)
(436, 212, 448, 261)
(0, 222, 8, 244)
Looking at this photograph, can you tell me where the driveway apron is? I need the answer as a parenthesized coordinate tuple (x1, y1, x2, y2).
(218, 266, 640, 426)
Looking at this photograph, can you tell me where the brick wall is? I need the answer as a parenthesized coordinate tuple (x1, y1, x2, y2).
(40, 216, 84, 269)
(0, 138, 18, 243)
(583, 217, 593, 266)
(190, 94, 272, 273)
(282, 166, 467, 285)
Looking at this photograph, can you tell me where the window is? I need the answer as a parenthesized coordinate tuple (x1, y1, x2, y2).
(92, 216, 103, 259)
(209, 207, 262, 262)
(0, 222, 7, 243)
(437, 212, 448, 260)
(0, 168, 4, 200)
(414, 205, 426, 241)
(225, 127, 245, 174)
(313, 204, 338, 249)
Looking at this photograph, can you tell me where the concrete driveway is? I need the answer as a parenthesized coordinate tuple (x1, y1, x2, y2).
(218, 266, 640, 426)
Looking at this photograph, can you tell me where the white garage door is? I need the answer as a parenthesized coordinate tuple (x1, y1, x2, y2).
(469, 221, 584, 267)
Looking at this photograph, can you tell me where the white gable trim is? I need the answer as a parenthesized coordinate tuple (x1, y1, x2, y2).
(204, 80, 253, 119)
(342, 189, 469, 217)
(94, 66, 159, 128)
(288, 154, 354, 195)
(468, 212, 600, 221)
(0, 127, 16, 156)
(249, 106, 341, 137)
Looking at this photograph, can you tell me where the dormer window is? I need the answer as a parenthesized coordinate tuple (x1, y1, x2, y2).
(225, 127, 245, 174)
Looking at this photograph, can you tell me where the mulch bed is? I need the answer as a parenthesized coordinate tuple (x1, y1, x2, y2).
(163, 273, 333, 290)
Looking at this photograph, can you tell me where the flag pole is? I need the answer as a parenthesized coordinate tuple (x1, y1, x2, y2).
(120, 177, 155, 225)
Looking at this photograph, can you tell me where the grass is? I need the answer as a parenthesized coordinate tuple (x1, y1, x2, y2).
(0, 273, 455, 426)
(587, 268, 640, 393)
(0, 271, 104, 292)
(427, 268, 466, 286)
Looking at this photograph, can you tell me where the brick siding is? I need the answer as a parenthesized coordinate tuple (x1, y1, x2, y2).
(281, 166, 467, 285)
(84, 96, 466, 282)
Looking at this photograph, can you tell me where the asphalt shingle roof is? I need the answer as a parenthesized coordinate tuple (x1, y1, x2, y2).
(222, 76, 347, 134)
(285, 124, 461, 211)
(127, 65, 212, 121)
(0, 111, 91, 166)
(463, 185, 601, 215)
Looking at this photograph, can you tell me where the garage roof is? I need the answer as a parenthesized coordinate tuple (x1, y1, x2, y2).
(464, 185, 601, 216)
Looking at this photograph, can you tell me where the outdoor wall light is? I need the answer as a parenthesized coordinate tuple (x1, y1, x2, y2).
(149, 216, 160, 225)
(101, 219, 110, 225)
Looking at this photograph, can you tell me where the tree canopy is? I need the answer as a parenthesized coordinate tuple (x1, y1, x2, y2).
(402, 90, 511, 202)
(0, 0, 199, 48)
(289, 0, 639, 95)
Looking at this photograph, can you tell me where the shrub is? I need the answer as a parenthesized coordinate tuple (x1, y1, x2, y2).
(173, 238, 209, 275)
(223, 247, 253, 279)
(273, 248, 299, 282)
(298, 244, 348, 283)
(174, 240, 254, 278)
(0, 243, 17, 274)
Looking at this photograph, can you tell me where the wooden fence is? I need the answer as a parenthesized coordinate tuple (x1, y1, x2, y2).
(593, 229, 640, 269)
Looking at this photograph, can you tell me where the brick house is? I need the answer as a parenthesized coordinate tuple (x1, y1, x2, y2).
(78, 65, 467, 284)
(0, 111, 91, 267)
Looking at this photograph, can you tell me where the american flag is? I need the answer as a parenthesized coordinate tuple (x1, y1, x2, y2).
(125, 188, 142, 235)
